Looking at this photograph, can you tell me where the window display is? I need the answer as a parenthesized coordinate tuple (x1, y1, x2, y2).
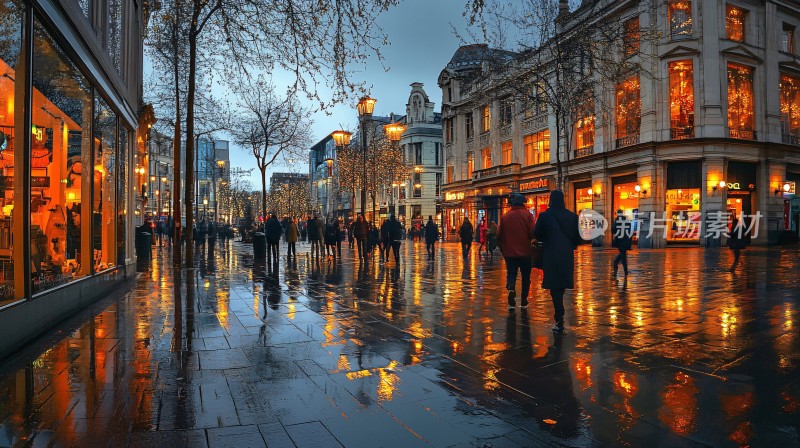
(94, 95, 117, 272)
(31, 18, 93, 294)
(0, 0, 23, 307)
(613, 181, 640, 240)
(666, 188, 701, 241)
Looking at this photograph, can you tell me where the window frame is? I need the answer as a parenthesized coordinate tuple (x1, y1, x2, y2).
(668, 1, 693, 41)
(481, 105, 491, 133)
(725, 4, 747, 43)
(623, 17, 640, 57)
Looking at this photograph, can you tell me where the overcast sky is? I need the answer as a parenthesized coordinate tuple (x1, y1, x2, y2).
(144, 1, 471, 189)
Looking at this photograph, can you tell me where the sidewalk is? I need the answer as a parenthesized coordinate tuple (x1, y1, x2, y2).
(0, 240, 798, 447)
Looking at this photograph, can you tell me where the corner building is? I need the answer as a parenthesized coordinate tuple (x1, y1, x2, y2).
(439, 0, 800, 247)
(0, 0, 148, 356)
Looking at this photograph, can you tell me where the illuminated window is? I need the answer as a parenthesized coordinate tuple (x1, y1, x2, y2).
(782, 24, 795, 54)
(467, 157, 474, 179)
(413, 173, 422, 198)
(727, 63, 755, 139)
(482, 105, 491, 132)
(447, 165, 454, 183)
(669, 1, 692, 40)
(623, 18, 640, 57)
(575, 112, 595, 151)
(481, 147, 492, 169)
(523, 130, 550, 166)
(615, 75, 641, 140)
(780, 74, 800, 139)
(499, 98, 513, 127)
(501, 141, 512, 165)
(726, 4, 746, 42)
(465, 113, 473, 139)
(668, 60, 695, 139)
(525, 83, 547, 118)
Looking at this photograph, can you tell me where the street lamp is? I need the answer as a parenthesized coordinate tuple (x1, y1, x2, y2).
(358, 96, 376, 222)
(383, 122, 406, 217)
(331, 130, 352, 219)
(325, 156, 334, 219)
(203, 196, 208, 219)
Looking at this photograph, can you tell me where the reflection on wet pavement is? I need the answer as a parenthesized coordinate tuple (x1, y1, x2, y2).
(1, 241, 799, 447)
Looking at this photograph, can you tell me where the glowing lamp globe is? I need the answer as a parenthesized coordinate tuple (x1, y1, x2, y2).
(383, 123, 406, 142)
(331, 130, 352, 147)
(357, 96, 377, 117)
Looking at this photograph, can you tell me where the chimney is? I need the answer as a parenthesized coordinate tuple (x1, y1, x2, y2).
(559, 0, 568, 16)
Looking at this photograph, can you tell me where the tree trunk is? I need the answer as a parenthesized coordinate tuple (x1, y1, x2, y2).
(184, 8, 199, 263)
(172, 3, 183, 267)
(260, 166, 267, 222)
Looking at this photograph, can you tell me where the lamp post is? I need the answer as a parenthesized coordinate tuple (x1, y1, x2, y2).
(357, 96, 376, 222)
(383, 122, 406, 217)
(214, 159, 225, 222)
(324, 156, 334, 219)
(203, 196, 208, 220)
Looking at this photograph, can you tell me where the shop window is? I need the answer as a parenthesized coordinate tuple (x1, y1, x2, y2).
(615, 75, 641, 147)
(574, 103, 595, 156)
(669, 60, 695, 140)
(31, 18, 93, 295)
(499, 98, 512, 127)
(467, 158, 474, 179)
(782, 24, 795, 54)
(0, 0, 23, 306)
(501, 141, 512, 165)
(465, 113, 473, 139)
(780, 74, 800, 143)
(726, 4, 746, 42)
(614, 181, 640, 226)
(118, 127, 128, 263)
(623, 17, 640, 57)
(727, 63, 755, 140)
(481, 105, 491, 133)
(669, 1, 692, 40)
(666, 189, 701, 241)
(523, 129, 550, 166)
(481, 147, 492, 169)
(94, 95, 117, 272)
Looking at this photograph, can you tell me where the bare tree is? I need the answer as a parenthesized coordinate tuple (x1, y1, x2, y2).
(234, 79, 312, 221)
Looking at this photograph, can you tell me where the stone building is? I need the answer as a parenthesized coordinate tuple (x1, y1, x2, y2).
(439, 0, 800, 247)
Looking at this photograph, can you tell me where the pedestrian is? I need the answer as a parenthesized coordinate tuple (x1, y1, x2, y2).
(369, 223, 380, 258)
(380, 218, 391, 262)
(424, 215, 439, 260)
(286, 217, 298, 258)
(348, 220, 356, 249)
(388, 214, 403, 263)
(497, 194, 535, 309)
(336, 218, 344, 257)
(612, 210, 633, 277)
(265, 212, 282, 263)
(459, 217, 474, 258)
(728, 214, 748, 272)
(207, 220, 217, 252)
(487, 220, 498, 260)
(534, 190, 583, 333)
(353, 214, 369, 260)
(313, 214, 325, 259)
(478, 217, 488, 259)
(324, 219, 338, 259)
(198, 219, 208, 247)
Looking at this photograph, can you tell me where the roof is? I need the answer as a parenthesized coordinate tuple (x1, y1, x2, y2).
(446, 44, 517, 71)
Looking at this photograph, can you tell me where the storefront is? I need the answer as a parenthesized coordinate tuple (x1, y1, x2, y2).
(785, 173, 800, 240)
(612, 174, 640, 220)
(519, 176, 552, 220)
(0, 0, 144, 357)
(666, 161, 702, 242)
(725, 161, 757, 218)
(573, 180, 593, 213)
(442, 190, 474, 236)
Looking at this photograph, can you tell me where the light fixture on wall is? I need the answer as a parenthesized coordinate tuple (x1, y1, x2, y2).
(712, 180, 726, 195)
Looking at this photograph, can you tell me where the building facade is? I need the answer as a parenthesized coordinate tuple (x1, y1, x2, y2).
(196, 138, 229, 222)
(440, 0, 800, 247)
(0, 0, 149, 356)
(394, 83, 444, 230)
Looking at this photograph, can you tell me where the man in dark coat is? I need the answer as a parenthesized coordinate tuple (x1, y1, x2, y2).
(497, 194, 535, 308)
(424, 216, 439, 260)
(265, 213, 283, 263)
(728, 214, 749, 272)
(353, 214, 369, 260)
(534, 190, 583, 332)
(388, 214, 403, 263)
(380, 218, 391, 262)
(612, 210, 633, 277)
(459, 217, 474, 258)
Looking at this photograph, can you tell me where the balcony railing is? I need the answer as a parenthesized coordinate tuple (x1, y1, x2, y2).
(574, 145, 594, 158)
(465, 138, 474, 150)
(472, 163, 521, 180)
(670, 126, 695, 140)
(499, 125, 512, 139)
(615, 134, 640, 149)
(729, 129, 756, 140)
(479, 132, 491, 147)
(782, 133, 800, 145)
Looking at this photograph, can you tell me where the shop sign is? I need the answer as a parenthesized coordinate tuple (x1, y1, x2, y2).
(783, 181, 796, 195)
(32, 176, 50, 188)
(726, 182, 756, 191)
(445, 191, 464, 201)
(519, 177, 550, 191)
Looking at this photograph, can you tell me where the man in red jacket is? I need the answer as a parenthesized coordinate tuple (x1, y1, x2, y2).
(497, 194, 535, 308)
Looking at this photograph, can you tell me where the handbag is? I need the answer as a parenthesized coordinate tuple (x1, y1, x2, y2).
(531, 240, 544, 269)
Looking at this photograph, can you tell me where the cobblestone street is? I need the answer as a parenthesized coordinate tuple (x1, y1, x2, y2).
(1, 240, 799, 447)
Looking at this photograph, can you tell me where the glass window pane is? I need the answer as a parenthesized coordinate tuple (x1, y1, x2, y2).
(31, 17, 92, 295)
(118, 127, 128, 263)
(94, 95, 116, 271)
(108, 0, 123, 73)
(0, 0, 24, 306)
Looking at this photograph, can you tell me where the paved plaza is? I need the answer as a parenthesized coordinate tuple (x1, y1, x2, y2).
(0, 240, 799, 447)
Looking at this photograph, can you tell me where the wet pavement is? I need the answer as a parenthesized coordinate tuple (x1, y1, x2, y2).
(0, 239, 799, 447)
